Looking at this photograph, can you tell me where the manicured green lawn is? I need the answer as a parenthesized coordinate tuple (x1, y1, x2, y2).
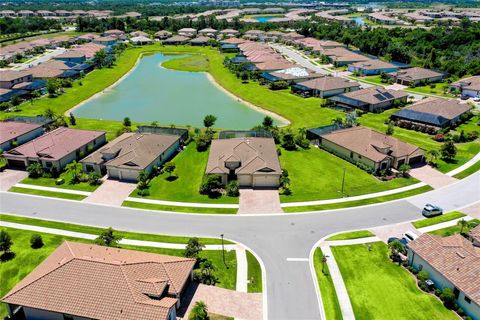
(122, 201, 238, 214)
(412, 211, 466, 229)
(428, 219, 480, 237)
(162, 54, 209, 72)
(313, 248, 342, 320)
(246, 250, 262, 293)
(0, 214, 231, 245)
(332, 242, 457, 320)
(0, 227, 236, 318)
(357, 110, 480, 173)
(453, 160, 480, 179)
(130, 142, 238, 204)
(406, 83, 454, 98)
(20, 170, 97, 192)
(283, 185, 433, 213)
(8, 187, 86, 201)
(280, 147, 418, 202)
(326, 230, 374, 241)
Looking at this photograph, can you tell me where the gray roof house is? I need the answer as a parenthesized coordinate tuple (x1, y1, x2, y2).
(0, 121, 44, 151)
(388, 67, 444, 86)
(292, 76, 360, 98)
(80, 132, 181, 182)
(329, 86, 408, 112)
(450, 76, 480, 98)
(206, 137, 281, 188)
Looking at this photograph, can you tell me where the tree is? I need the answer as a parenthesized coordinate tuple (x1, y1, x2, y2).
(262, 116, 274, 128)
(417, 270, 429, 282)
(388, 239, 405, 264)
(123, 117, 131, 127)
(440, 140, 457, 161)
(195, 259, 218, 285)
(69, 113, 76, 126)
(46, 79, 60, 97)
(386, 121, 395, 135)
(94, 49, 108, 67)
(189, 301, 209, 320)
(332, 117, 344, 126)
(226, 180, 239, 197)
(281, 128, 296, 150)
(203, 115, 217, 129)
(457, 219, 470, 234)
(199, 174, 222, 196)
(426, 149, 439, 165)
(137, 170, 149, 190)
(26, 162, 43, 178)
(95, 227, 122, 247)
(163, 161, 176, 177)
(184, 237, 205, 259)
(88, 172, 102, 186)
(0, 230, 13, 256)
(65, 161, 82, 183)
(398, 164, 411, 177)
(30, 234, 44, 249)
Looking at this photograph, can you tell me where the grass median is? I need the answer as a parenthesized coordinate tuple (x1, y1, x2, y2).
(8, 186, 86, 201)
(246, 250, 263, 293)
(123, 200, 238, 214)
(326, 230, 374, 241)
(412, 211, 466, 229)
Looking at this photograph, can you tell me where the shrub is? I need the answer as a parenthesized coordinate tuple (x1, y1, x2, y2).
(26, 163, 44, 178)
(419, 282, 429, 292)
(30, 234, 44, 249)
(467, 131, 478, 141)
(196, 132, 212, 152)
(434, 133, 445, 142)
(199, 175, 222, 196)
(184, 237, 205, 259)
(434, 289, 442, 297)
(417, 270, 429, 282)
(226, 180, 239, 197)
(269, 81, 289, 90)
(88, 173, 102, 186)
(137, 189, 150, 197)
(440, 288, 456, 309)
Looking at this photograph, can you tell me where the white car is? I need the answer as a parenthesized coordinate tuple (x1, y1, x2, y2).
(402, 231, 418, 243)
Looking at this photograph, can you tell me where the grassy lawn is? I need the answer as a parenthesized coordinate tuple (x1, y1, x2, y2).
(123, 201, 238, 214)
(8, 186, 86, 201)
(20, 170, 97, 192)
(453, 160, 480, 179)
(412, 211, 466, 229)
(406, 83, 454, 98)
(332, 242, 457, 320)
(0, 214, 231, 245)
(428, 219, 480, 237)
(162, 54, 209, 72)
(280, 147, 418, 202)
(357, 110, 480, 173)
(358, 75, 385, 85)
(130, 143, 238, 204)
(326, 230, 374, 241)
(313, 248, 342, 320)
(0, 227, 236, 318)
(283, 185, 433, 213)
(246, 250, 262, 293)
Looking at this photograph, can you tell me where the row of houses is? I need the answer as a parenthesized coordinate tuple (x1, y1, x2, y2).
(401, 9, 480, 24)
(0, 9, 114, 18)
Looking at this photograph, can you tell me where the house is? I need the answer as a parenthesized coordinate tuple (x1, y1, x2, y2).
(53, 51, 87, 63)
(29, 60, 93, 79)
(317, 126, 424, 171)
(130, 36, 153, 45)
(468, 225, 480, 247)
(243, 30, 266, 40)
(178, 28, 197, 38)
(76, 33, 99, 42)
(347, 60, 400, 76)
(198, 28, 218, 38)
(103, 29, 125, 38)
(323, 48, 371, 67)
(328, 86, 408, 112)
(80, 132, 181, 182)
(0, 70, 33, 89)
(130, 31, 149, 37)
(155, 30, 172, 40)
(407, 234, 480, 320)
(219, 28, 239, 38)
(392, 97, 472, 129)
(0, 121, 44, 151)
(163, 35, 190, 45)
(261, 67, 324, 84)
(253, 60, 298, 72)
(450, 76, 480, 98)
(190, 36, 211, 46)
(206, 137, 281, 188)
(388, 67, 444, 86)
(93, 36, 118, 47)
(1, 241, 196, 320)
(4, 127, 106, 170)
(291, 76, 360, 98)
(0, 89, 28, 103)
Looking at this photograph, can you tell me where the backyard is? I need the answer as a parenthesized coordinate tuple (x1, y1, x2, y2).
(331, 242, 457, 320)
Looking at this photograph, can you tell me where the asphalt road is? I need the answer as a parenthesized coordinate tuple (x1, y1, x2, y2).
(1, 172, 478, 319)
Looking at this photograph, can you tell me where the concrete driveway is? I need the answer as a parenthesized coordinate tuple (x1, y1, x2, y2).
(369, 222, 420, 243)
(0, 169, 28, 191)
(83, 179, 137, 206)
(409, 164, 458, 189)
(179, 284, 262, 320)
(238, 189, 283, 214)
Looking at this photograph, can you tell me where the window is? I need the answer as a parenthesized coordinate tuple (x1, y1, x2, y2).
(45, 162, 52, 168)
(350, 151, 353, 159)
(63, 315, 74, 320)
(465, 296, 471, 304)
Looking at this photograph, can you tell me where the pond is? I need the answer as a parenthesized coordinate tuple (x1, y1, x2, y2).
(252, 15, 285, 22)
(352, 16, 367, 25)
(72, 53, 277, 129)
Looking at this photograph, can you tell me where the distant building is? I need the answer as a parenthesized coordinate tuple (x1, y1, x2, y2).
(0, 121, 44, 151)
(328, 86, 408, 112)
(291, 76, 360, 98)
(347, 60, 399, 76)
(387, 67, 444, 86)
(450, 76, 480, 98)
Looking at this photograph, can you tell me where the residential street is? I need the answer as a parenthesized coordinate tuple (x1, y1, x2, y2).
(0, 171, 478, 319)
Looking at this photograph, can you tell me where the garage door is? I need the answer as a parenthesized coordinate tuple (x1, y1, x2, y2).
(253, 175, 279, 188)
(7, 159, 26, 169)
(409, 156, 423, 165)
(238, 175, 252, 187)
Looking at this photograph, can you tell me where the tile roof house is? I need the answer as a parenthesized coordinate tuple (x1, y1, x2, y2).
(291, 76, 360, 98)
(468, 225, 480, 247)
(206, 137, 281, 188)
(322, 47, 371, 67)
(329, 86, 408, 112)
(53, 50, 87, 63)
(0, 70, 33, 89)
(155, 30, 173, 39)
(2, 241, 196, 320)
(0, 121, 44, 151)
(80, 132, 181, 182)
(177, 28, 197, 38)
(392, 97, 472, 129)
(253, 60, 298, 72)
(190, 36, 212, 46)
(130, 36, 153, 45)
(388, 67, 444, 86)
(261, 67, 324, 84)
(347, 60, 400, 76)
(407, 234, 480, 320)
(318, 126, 424, 171)
(4, 127, 106, 170)
(163, 35, 190, 45)
(450, 76, 480, 98)
(198, 28, 218, 37)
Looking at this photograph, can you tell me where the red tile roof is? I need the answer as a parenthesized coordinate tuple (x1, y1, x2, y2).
(0, 121, 43, 145)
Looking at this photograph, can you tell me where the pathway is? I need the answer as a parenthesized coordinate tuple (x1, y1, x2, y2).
(0, 170, 28, 191)
(409, 165, 458, 189)
(236, 245, 248, 292)
(239, 189, 283, 214)
(84, 179, 137, 206)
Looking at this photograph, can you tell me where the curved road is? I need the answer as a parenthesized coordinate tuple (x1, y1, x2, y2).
(0, 172, 479, 320)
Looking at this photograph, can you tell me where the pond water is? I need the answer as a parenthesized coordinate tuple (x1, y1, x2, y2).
(73, 54, 275, 129)
(253, 15, 284, 22)
(352, 16, 367, 25)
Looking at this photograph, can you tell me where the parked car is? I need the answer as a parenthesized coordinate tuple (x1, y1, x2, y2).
(422, 204, 443, 217)
(402, 231, 418, 243)
(387, 237, 408, 246)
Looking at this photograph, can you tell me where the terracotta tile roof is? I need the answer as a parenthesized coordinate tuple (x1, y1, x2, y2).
(71, 43, 105, 59)
(320, 126, 422, 162)
(0, 121, 43, 145)
(28, 66, 64, 79)
(0, 70, 32, 82)
(297, 76, 360, 91)
(55, 51, 86, 59)
(2, 241, 196, 320)
(408, 234, 480, 304)
(220, 28, 239, 34)
(254, 60, 298, 71)
(163, 35, 190, 43)
(404, 97, 472, 120)
(206, 137, 281, 175)
(389, 67, 444, 81)
(451, 76, 480, 91)
(469, 225, 480, 243)
(6, 127, 105, 161)
(80, 132, 180, 170)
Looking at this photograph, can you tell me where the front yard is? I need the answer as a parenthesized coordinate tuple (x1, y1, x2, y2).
(331, 242, 457, 320)
(19, 170, 98, 192)
(280, 147, 418, 202)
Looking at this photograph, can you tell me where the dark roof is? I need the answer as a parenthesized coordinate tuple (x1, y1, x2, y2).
(230, 56, 249, 64)
(260, 72, 282, 82)
(393, 109, 449, 126)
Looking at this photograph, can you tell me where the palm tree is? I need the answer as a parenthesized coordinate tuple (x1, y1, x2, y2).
(426, 149, 439, 165)
(65, 161, 81, 183)
(189, 301, 209, 320)
(457, 219, 470, 234)
(297, 127, 306, 139)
